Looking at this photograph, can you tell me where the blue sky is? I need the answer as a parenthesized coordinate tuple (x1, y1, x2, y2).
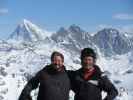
(0, 0, 133, 39)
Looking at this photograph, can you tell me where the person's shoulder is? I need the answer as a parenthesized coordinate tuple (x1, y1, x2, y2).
(94, 65, 101, 71)
(67, 67, 83, 76)
(94, 65, 103, 73)
(36, 64, 51, 75)
(66, 69, 78, 78)
(42, 64, 52, 70)
(67, 70, 75, 75)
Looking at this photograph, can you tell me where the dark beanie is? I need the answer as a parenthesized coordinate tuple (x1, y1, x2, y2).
(81, 48, 97, 61)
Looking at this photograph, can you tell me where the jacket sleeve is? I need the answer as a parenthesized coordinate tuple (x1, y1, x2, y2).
(99, 75, 118, 100)
(67, 70, 75, 91)
(67, 70, 78, 93)
(18, 71, 41, 100)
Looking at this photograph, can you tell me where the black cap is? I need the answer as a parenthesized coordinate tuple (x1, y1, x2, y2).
(81, 48, 97, 60)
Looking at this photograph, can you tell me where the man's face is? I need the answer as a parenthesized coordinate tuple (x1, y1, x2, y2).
(52, 56, 63, 69)
(82, 56, 95, 69)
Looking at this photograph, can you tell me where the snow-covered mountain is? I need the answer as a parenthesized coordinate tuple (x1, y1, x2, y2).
(51, 26, 133, 57)
(51, 24, 96, 54)
(93, 28, 133, 56)
(8, 19, 51, 43)
(0, 19, 133, 100)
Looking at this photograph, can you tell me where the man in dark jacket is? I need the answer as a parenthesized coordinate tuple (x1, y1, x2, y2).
(68, 48, 118, 100)
(19, 51, 70, 100)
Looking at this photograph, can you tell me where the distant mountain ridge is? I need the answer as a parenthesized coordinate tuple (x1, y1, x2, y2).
(7, 19, 133, 56)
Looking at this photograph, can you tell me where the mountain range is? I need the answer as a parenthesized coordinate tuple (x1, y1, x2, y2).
(0, 19, 133, 100)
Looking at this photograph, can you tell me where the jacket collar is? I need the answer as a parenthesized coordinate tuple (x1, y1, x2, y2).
(77, 65, 102, 80)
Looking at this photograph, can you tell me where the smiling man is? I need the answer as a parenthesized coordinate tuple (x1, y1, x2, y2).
(68, 48, 118, 100)
(19, 51, 70, 100)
